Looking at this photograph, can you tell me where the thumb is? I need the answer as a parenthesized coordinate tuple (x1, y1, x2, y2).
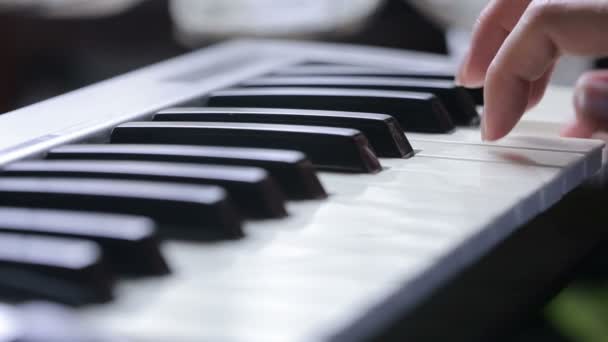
(562, 70, 608, 138)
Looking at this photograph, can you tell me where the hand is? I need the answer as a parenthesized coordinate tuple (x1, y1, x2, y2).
(456, 0, 608, 140)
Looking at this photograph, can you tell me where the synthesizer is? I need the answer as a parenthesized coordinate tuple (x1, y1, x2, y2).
(0, 39, 604, 342)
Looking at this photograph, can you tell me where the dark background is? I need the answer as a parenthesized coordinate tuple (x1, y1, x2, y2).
(0, 0, 445, 113)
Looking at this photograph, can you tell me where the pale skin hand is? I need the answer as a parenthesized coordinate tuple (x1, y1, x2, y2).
(456, 0, 608, 141)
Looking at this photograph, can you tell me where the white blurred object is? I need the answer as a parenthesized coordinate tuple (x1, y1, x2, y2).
(0, 0, 144, 17)
(408, 0, 592, 85)
(170, 0, 385, 44)
(0, 0, 385, 43)
(0, 0, 592, 85)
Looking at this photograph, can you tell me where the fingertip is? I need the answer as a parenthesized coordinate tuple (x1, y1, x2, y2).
(454, 66, 467, 87)
(455, 61, 486, 88)
(560, 120, 595, 138)
(560, 122, 580, 137)
(455, 54, 471, 87)
(480, 108, 508, 142)
(455, 47, 488, 88)
(454, 72, 464, 87)
(460, 78, 486, 89)
(482, 73, 530, 142)
(481, 122, 507, 141)
(574, 71, 608, 122)
(480, 115, 487, 141)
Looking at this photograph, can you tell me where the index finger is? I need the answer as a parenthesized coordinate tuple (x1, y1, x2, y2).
(457, 0, 531, 87)
(483, 1, 608, 141)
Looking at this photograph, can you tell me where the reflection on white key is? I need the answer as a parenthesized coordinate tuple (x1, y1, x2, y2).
(409, 128, 604, 154)
(411, 140, 588, 193)
(323, 169, 545, 194)
(380, 157, 563, 205)
(412, 139, 583, 167)
(322, 155, 559, 220)
(408, 129, 604, 179)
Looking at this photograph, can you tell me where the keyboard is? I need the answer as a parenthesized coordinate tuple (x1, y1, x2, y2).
(0, 39, 604, 342)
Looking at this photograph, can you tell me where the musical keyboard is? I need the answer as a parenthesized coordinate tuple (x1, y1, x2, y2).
(0, 39, 604, 341)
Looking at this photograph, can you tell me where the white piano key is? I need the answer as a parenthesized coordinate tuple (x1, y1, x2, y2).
(325, 154, 564, 216)
(322, 174, 540, 225)
(84, 229, 433, 342)
(379, 157, 563, 206)
(412, 139, 584, 167)
(408, 128, 604, 154)
(321, 168, 550, 195)
(80, 141, 579, 341)
(411, 139, 588, 194)
(408, 128, 604, 176)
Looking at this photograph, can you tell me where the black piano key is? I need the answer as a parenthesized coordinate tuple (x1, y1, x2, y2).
(467, 88, 484, 105)
(154, 107, 414, 158)
(47, 144, 327, 200)
(0, 233, 112, 303)
(111, 122, 382, 173)
(240, 77, 479, 126)
(0, 208, 168, 276)
(272, 65, 485, 105)
(273, 64, 456, 80)
(206, 88, 454, 133)
(0, 177, 243, 240)
(3, 160, 286, 219)
(0, 268, 105, 306)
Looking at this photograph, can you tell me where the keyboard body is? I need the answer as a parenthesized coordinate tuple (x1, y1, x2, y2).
(0, 39, 605, 341)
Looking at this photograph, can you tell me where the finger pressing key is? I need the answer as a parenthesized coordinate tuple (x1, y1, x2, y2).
(481, 1, 608, 140)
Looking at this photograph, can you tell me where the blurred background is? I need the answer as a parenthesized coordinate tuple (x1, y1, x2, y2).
(0, 0, 448, 113)
(0, 1, 606, 341)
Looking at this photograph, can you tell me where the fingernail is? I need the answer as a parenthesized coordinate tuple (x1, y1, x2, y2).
(454, 70, 464, 86)
(455, 70, 484, 88)
(454, 53, 485, 88)
(455, 61, 468, 86)
(577, 78, 608, 120)
(480, 115, 487, 141)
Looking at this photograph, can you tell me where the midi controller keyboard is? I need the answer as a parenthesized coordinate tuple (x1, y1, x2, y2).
(0, 39, 604, 342)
